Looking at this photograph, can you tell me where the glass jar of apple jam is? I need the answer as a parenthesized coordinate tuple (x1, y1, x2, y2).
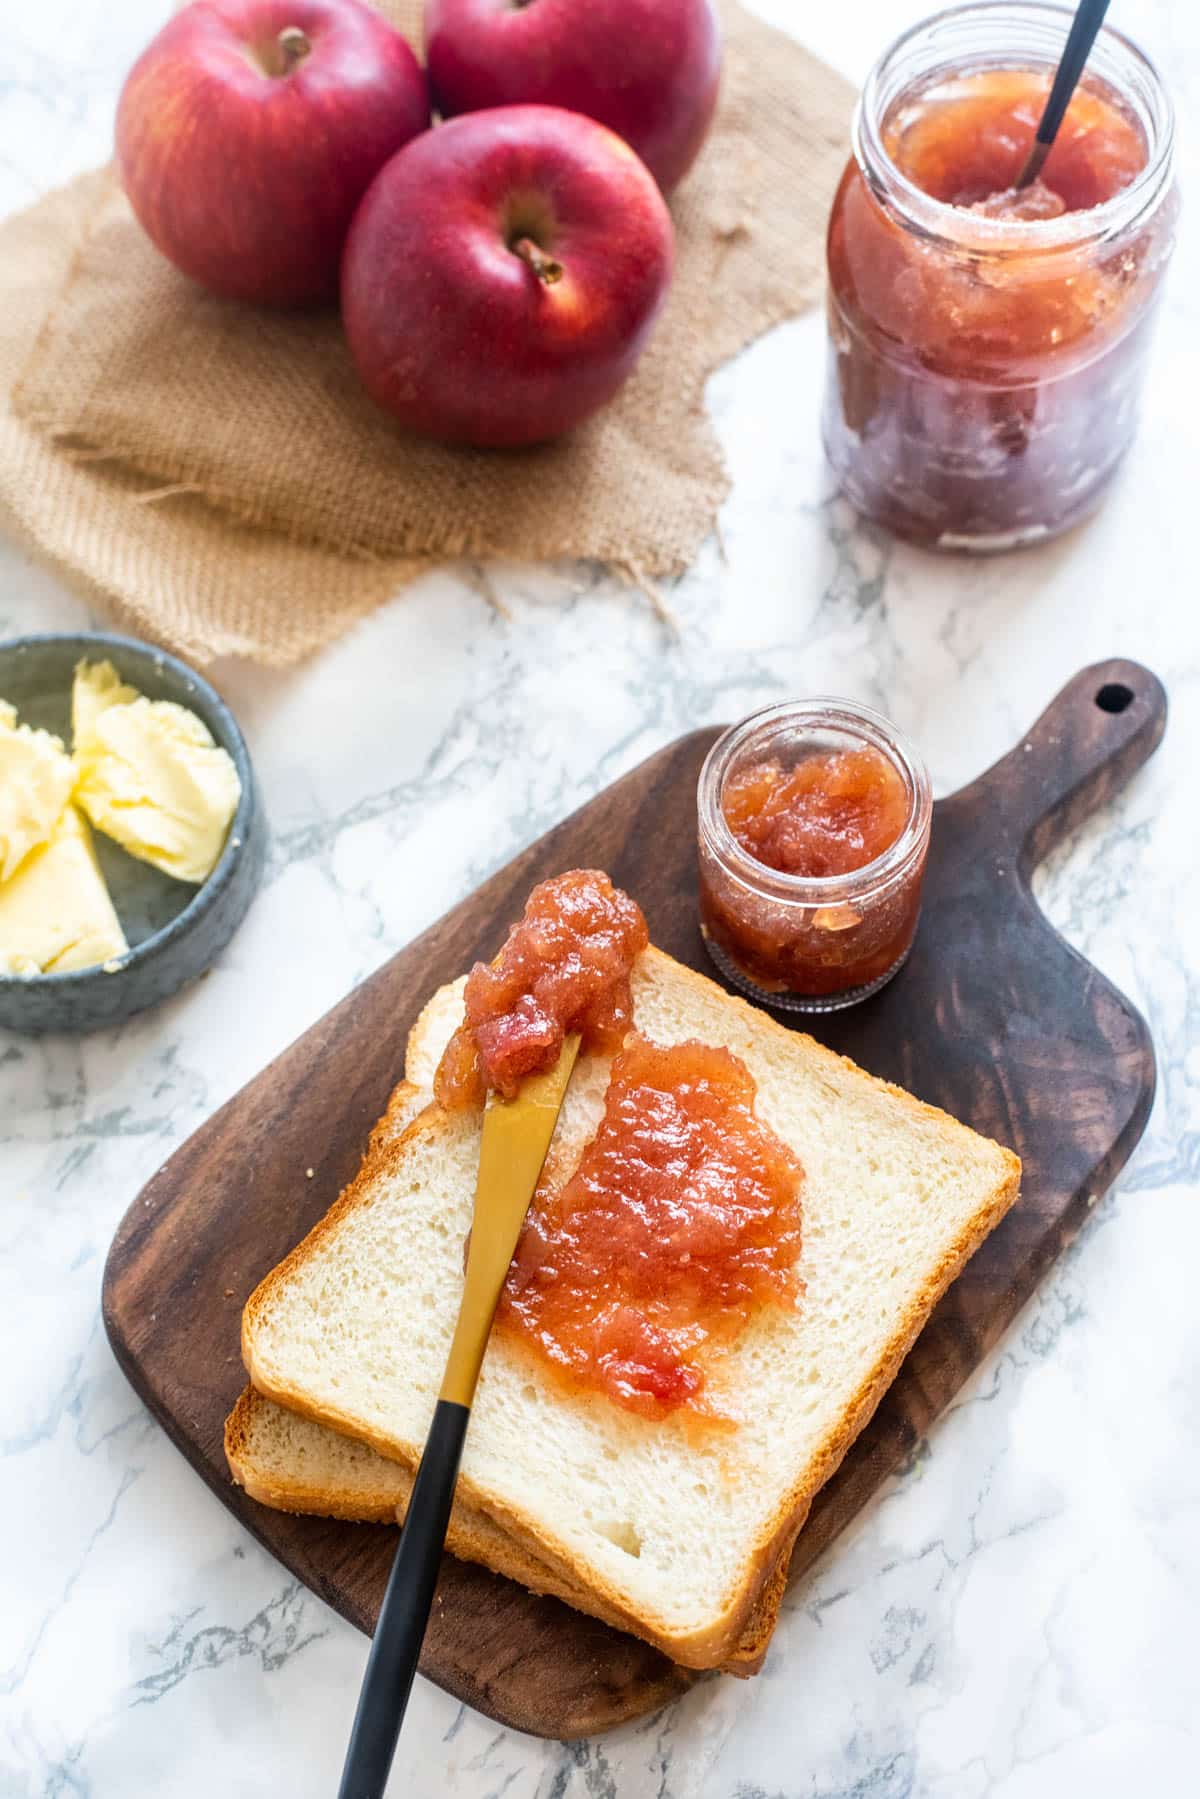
(822, 2, 1178, 551)
(697, 699, 932, 1013)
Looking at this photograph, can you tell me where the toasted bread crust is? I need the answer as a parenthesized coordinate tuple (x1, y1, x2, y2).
(243, 947, 1021, 1670)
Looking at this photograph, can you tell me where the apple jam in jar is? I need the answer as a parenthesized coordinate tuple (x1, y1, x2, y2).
(823, 3, 1178, 550)
(697, 700, 932, 1012)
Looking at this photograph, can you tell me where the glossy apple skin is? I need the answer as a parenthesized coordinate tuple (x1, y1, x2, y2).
(116, 0, 429, 306)
(424, 0, 721, 193)
(341, 105, 674, 447)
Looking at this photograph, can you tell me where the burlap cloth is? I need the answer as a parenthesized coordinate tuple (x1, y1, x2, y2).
(2, 0, 851, 665)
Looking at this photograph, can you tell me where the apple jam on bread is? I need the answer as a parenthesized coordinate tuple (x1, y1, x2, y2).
(430, 868, 804, 1421)
(434, 868, 649, 1107)
(499, 1031, 804, 1420)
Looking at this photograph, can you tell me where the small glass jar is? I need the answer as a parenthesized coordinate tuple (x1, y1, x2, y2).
(822, 2, 1178, 551)
(697, 699, 933, 1013)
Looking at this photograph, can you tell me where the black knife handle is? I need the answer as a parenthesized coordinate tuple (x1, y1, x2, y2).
(337, 1400, 471, 1799)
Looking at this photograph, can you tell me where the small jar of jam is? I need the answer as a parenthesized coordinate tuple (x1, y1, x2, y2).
(697, 699, 932, 1012)
(823, 2, 1178, 550)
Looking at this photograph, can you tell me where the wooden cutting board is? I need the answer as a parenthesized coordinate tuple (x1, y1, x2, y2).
(103, 659, 1163, 1741)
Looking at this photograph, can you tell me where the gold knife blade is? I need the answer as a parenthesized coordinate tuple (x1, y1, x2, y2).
(439, 1033, 581, 1408)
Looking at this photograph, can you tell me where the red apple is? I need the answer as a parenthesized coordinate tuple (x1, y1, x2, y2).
(116, 0, 429, 306)
(341, 105, 674, 447)
(424, 0, 721, 193)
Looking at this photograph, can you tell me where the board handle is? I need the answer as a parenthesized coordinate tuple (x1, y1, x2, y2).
(969, 659, 1166, 878)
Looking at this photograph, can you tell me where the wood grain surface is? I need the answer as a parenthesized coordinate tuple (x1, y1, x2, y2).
(102, 658, 1164, 1740)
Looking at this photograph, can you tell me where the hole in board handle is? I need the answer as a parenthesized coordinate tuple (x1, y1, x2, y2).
(1095, 683, 1134, 715)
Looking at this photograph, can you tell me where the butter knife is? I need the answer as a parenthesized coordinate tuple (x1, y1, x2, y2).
(337, 1033, 581, 1798)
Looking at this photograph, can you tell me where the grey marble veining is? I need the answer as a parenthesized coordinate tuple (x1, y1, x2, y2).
(2, 1, 1198, 1794)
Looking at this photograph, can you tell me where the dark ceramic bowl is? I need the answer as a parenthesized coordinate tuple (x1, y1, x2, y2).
(0, 632, 266, 1034)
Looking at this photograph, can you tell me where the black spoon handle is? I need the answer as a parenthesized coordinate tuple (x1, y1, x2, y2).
(337, 1400, 471, 1799)
(1034, 0, 1111, 149)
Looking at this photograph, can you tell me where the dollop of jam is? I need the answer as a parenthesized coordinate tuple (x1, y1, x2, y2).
(498, 1035, 804, 1420)
(434, 869, 649, 1108)
(722, 747, 910, 879)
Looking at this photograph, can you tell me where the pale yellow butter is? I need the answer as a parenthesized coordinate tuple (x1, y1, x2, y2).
(0, 699, 76, 883)
(71, 656, 138, 748)
(72, 661, 241, 885)
(0, 803, 128, 976)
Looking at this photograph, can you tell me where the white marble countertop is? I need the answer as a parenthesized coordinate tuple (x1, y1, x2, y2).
(3, 2, 1197, 1793)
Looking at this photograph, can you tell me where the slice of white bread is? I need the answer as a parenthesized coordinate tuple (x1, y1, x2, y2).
(228, 1382, 409, 1525)
(232, 1068, 781, 1670)
(243, 947, 1019, 1668)
(224, 1382, 788, 1672)
(400, 974, 800, 1662)
(245, 968, 800, 1665)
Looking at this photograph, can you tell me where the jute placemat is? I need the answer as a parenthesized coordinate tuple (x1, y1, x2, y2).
(0, 175, 414, 663)
(5, 1, 852, 665)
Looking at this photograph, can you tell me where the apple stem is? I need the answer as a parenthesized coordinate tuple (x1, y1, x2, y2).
(512, 237, 564, 286)
(276, 26, 311, 71)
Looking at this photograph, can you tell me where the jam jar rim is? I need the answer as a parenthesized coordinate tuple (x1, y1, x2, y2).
(853, 0, 1176, 258)
(697, 698, 934, 908)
